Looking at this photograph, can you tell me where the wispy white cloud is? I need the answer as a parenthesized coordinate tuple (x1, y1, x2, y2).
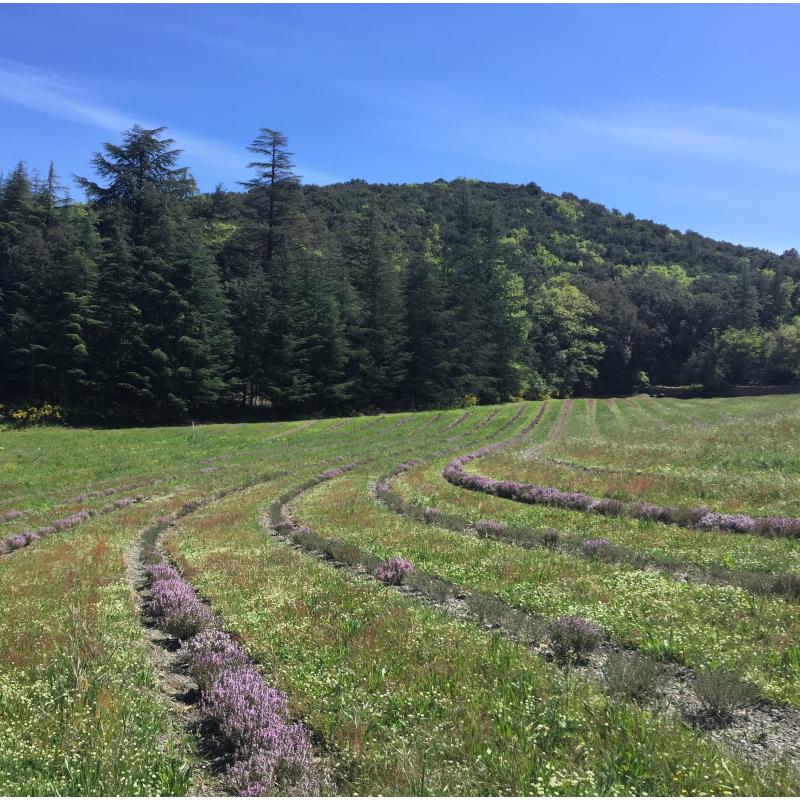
(346, 81, 800, 178)
(0, 59, 135, 131)
(0, 58, 336, 185)
(556, 105, 800, 175)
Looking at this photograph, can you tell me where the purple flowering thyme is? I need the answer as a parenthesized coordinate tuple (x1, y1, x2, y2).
(474, 519, 508, 537)
(148, 568, 213, 638)
(581, 537, 612, 557)
(187, 629, 251, 690)
(374, 557, 416, 585)
(188, 632, 317, 794)
(698, 512, 756, 533)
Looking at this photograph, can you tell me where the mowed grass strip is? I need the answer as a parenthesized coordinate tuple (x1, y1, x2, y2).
(296, 471, 800, 706)
(167, 483, 798, 796)
(0, 494, 199, 796)
(474, 396, 800, 515)
(0, 404, 496, 515)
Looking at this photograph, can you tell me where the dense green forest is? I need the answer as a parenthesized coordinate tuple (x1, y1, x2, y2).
(2, 125, 800, 423)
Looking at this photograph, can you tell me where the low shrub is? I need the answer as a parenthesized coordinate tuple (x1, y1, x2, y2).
(374, 557, 415, 585)
(588, 498, 625, 516)
(602, 651, 662, 703)
(693, 670, 760, 722)
(1, 402, 62, 428)
(290, 525, 327, 553)
(548, 615, 603, 663)
(187, 629, 250, 690)
(698, 512, 756, 533)
(541, 528, 560, 547)
(149, 569, 213, 638)
(227, 745, 316, 797)
(7, 533, 29, 550)
(581, 537, 612, 558)
(772, 573, 800, 601)
(503, 608, 547, 643)
(202, 667, 315, 793)
(466, 593, 508, 627)
(324, 537, 362, 565)
(409, 572, 451, 604)
(474, 519, 507, 537)
(755, 517, 800, 538)
(422, 506, 440, 523)
(146, 563, 181, 583)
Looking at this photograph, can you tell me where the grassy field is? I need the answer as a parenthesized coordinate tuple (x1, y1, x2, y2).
(1, 396, 799, 795)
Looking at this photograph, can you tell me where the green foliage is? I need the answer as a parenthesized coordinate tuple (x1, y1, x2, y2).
(525, 275, 604, 397)
(549, 196, 583, 224)
(4, 132, 800, 423)
(0, 402, 62, 428)
(770, 317, 800, 382)
(614, 263, 693, 288)
(693, 670, 761, 722)
(75, 126, 233, 421)
(602, 652, 662, 703)
(686, 326, 773, 386)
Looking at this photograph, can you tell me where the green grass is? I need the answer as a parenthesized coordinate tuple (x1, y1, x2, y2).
(168, 483, 797, 796)
(475, 395, 800, 515)
(394, 459, 800, 575)
(294, 470, 800, 706)
(0, 496, 196, 795)
(1, 396, 799, 794)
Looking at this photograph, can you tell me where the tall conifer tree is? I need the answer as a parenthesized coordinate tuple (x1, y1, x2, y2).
(77, 126, 232, 420)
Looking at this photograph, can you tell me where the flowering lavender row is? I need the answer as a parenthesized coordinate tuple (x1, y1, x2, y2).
(440, 403, 549, 482)
(374, 556, 416, 585)
(443, 451, 800, 539)
(318, 465, 351, 480)
(146, 563, 214, 638)
(0, 509, 25, 523)
(0, 496, 145, 555)
(376, 463, 800, 601)
(145, 565, 318, 795)
(74, 484, 139, 503)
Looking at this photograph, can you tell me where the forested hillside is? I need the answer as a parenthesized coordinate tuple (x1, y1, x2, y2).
(2, 125, 800, 423)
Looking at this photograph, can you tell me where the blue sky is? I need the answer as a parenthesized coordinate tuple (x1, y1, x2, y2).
(1, 4, 799, 252)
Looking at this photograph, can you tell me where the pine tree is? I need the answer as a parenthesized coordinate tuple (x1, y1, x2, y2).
(35, 175, 98, 406)
(0, 163, 44, 401)
(441, 193, 528, 403)
(343, 196, 408, 409)
(282, 250, 351, 414)
(223, 128, 309, 410)
(241, 129, 301, 272)
(403, 225, 450, 407)
(0, 162, 96, 406)
(77, 126, 232, 421)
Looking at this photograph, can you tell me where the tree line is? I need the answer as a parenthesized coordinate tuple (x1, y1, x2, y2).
(2, 125, 799, 423)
